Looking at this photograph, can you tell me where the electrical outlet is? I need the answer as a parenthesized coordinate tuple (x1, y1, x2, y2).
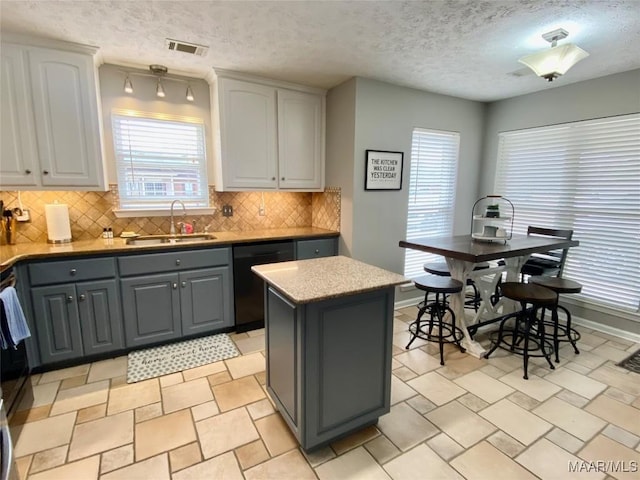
(222, 205, 233, 217)
(259, 205, 265, 216)
(16, 209, 30, 222)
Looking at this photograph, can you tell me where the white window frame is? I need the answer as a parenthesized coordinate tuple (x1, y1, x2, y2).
(495, 113, 640, 315)
(404, 128, 460, 278)
(111, 109, 212, 216)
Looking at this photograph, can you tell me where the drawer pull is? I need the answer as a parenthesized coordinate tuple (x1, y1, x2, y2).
(315, 249, 320, 254)
(181, 281, 186, 288)
(67, 295, 73, 302)
(281, 177, 285, 181)
(271, 177, 276, 181)
(172, 283, 178, 289)
(43, 170, 49, 175)
(25, 169, 31, 174)
(176, 259, 181, 266)
(79, 294, 86, 301)
(70, 268, 77, 276)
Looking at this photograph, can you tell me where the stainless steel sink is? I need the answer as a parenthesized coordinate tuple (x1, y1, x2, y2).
(125, 234, 217, 246)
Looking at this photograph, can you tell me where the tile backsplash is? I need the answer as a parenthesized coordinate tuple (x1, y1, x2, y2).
(0, 187, 340, 244)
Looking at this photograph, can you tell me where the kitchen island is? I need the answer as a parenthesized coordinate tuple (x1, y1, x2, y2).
(252, 255, 406, 451)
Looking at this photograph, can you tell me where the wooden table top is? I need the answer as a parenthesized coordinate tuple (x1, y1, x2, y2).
(399, 234, 579, 263)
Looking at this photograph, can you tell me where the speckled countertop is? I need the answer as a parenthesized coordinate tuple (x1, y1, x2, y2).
(0, 227, 339, 270)
(252, 255, 407, 304)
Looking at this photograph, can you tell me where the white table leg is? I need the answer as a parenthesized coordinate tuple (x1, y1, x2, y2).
(467, 265, 508, 324)
(444, 258, 487, 358)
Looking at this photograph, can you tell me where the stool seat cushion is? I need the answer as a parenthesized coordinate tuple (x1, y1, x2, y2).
(529, 276, 582, 294)
(414, 275, 464, 294)
(501, 282, 558, 306)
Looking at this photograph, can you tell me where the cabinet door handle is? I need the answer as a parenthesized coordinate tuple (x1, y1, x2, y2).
(315, 249, 320, 254)
(181, 281, 186, 288)
(70, 268, 77, 276)
(281, 177, 285, 181)
(175, 259, 181, 266)
(79, 294, 86, 301)
(172, 283, 178, 289)
(271, 177, 276, 181)
(67, 295, 73, 302)
(25, 169, 31, 174)
(43, 170, 49, 175)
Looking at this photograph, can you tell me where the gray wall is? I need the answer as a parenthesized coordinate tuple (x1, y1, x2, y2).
(326, 77, 486, 275)
(98, 64, 213, 183)
(481, 69, 640, 334)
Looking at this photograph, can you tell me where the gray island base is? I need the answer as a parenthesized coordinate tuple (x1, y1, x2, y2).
(252, 256, 406, 451)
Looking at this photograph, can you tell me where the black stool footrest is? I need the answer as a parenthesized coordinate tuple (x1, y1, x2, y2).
(536, 321, 582, 344)
(408, 321, 466, 347)
(487, 329, 555, 359)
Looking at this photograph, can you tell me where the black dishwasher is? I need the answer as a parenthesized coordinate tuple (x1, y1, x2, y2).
(233, 241, 295, 332)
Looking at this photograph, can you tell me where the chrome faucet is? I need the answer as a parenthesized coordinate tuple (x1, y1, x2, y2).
(169, 200, 186, 235)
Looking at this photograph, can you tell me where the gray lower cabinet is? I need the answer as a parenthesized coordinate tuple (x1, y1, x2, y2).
(31, 279, 123, 364)
(118, 248, 233, 348)
(120, 273, 181, 348)
(265, 285, 393, 450)
(29, 257, 123, 366)
(295, 237, 337, 259)
(181, 267, 231, 336)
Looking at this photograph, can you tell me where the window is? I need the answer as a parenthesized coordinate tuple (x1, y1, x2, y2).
(112, 110, 208, 210)
(495, 113, 640, 313)
(404, 128, 460, 278)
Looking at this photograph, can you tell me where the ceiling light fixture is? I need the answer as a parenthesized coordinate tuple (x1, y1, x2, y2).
(518, 28, 589, 82)
(150, 64, 168, 98)
(186, 85, 194, 102)
(123, 74, 134, 94)
(155, 79, 166, 98)
(121, 65, 195, 102)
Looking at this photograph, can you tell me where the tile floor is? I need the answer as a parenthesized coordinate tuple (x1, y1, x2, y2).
(10, 307, 640, 479)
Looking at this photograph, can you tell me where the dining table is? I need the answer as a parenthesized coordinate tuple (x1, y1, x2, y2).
(399, 234, 579, 357)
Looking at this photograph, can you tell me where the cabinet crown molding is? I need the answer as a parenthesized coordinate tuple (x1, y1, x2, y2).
(1, 33, 99, 56)
(208, 67, 327, 96)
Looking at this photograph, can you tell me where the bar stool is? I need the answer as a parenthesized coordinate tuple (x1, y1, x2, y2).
(484, 282, 558, 379)
(406, 275, 465, 365)
(423, 261, 490, 311)
(529, 276, 582, 362)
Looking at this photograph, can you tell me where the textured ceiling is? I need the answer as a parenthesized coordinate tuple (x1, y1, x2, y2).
(1, 0, 639, 102)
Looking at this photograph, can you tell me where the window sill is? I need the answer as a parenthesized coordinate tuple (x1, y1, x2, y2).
(112, 207, 217, 218)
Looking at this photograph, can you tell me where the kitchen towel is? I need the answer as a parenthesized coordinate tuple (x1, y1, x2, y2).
(0, 286, 31, 349)
(45, 203, 72, 243)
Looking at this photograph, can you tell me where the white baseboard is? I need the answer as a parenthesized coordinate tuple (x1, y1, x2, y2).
(571, 317, 640, 344)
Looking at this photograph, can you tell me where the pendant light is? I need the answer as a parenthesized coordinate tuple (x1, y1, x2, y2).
(186, 85, 195, 102)
(518, 29, 589, 82)
(150, 64, 168, 98)
(123, 74, 134, 94)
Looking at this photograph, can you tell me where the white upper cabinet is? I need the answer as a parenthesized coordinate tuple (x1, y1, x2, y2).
(216, 78, 278, 190)
(0, 38, 106, 190)
(277, 89, 323, 190)
(211, 70, 325, 192)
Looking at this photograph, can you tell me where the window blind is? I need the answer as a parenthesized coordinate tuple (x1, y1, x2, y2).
(404, 128, 460, 278)
(112, 111, 208, 209)
(495, 113, 640, 313)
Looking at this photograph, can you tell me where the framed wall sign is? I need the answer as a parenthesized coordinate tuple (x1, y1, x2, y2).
(365, 150, 403, 191)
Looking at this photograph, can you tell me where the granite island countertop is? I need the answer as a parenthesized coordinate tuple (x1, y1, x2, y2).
(0, 227, 339, 271)
(252, 255, 407, 304)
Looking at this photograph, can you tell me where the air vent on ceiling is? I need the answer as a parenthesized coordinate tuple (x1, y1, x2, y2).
(165, 38, 209, 56)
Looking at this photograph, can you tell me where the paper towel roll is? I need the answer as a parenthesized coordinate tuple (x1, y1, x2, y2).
(45, 203, 72, 243)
